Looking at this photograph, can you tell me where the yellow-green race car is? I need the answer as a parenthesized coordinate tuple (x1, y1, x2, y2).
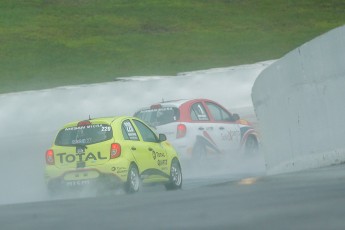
(45, 116, 182, 194)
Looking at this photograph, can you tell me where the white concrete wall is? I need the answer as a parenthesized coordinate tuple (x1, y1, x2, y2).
(252, 25, 345, 174)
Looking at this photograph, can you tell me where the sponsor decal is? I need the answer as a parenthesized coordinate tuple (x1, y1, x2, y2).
(157, 159, 167, 166)
(221, 130, 240, 141)
(116, 167, 128, 174)
(117, 169, 128, 174)
(66, 180, 90, 186)
(65, 124, 105, 131)
(57, 152, 106, 163)
(72, 138, 92, 145)
(123, 121, 139, 140)
(151, 150, 166, 160)
(111, 167, 128, 174)
(149, 149, 168, 166)
(139, 107, 174, 113)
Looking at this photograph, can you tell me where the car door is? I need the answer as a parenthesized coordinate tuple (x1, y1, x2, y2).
(189, 102, 217, 148)
(204, 102, 241, 154)
(121, 119, 155, 173)
(132, 119, 169, 179)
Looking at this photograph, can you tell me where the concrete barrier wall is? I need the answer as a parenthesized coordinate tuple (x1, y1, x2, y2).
(252, 25, 345, 174)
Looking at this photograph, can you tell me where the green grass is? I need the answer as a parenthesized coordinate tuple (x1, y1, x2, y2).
(0, 0, 344, 94)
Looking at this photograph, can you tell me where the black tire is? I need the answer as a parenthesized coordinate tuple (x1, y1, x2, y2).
(245, 135, 259, 155)
(165, 159, 183, 190)
(125, 164, 140, 194)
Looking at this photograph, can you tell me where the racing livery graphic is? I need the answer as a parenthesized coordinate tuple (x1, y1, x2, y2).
(134, 98, 259, 161)
(45, 116, 182, 195)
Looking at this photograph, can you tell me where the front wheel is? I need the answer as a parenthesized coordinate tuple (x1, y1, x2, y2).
(165, 159, 182, 190)
(125, 164, 140, 194)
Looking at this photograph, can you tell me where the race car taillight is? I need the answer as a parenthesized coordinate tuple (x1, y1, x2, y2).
(46, 149, 55, 165)
(110, 143, 121, 159)
(176, 124, 187, 138)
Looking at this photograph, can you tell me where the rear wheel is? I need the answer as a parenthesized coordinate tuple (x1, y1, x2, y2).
(165, 159, 182, 190)
(245, 135, 259, 155)
(125, 164, 140, 194)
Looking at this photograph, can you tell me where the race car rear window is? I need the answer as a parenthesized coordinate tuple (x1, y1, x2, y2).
(55, 124, 113, 146)
(134, 107, 180, 126)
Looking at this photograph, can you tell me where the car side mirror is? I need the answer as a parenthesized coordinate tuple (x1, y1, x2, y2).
(158, 133, 167, 142)
(232, 113, 240, 121)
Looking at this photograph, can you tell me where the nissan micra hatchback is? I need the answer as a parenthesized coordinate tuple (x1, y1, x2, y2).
(45, 116, 182, 194)
(134, 99, 259, 161)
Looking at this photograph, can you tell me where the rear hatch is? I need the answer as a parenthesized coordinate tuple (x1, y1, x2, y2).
(52, 123, 113, 169)
(134, 105, 180, 139)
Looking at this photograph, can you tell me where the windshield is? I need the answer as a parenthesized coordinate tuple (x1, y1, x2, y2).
(55, 124, 113, 146)
(134, 107, 180, 126)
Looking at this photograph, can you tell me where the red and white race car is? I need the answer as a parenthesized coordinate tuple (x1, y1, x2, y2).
(134, 98, 259, 162)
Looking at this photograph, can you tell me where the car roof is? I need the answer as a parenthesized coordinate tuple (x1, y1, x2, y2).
(155, 99, 190, 107)
(139, 98, 214, 110)
(133, 99, 184, 112)
(61, 116, 130, 128)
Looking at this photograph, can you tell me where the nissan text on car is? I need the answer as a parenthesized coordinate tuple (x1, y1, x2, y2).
(134, 99, 259, 162)
(45, 116, 182, 195)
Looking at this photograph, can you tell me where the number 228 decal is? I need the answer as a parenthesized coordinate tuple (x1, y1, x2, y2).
(101, 126, 111, 132)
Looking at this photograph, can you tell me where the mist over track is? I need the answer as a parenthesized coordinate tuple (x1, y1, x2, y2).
(0, 61, 273, 205)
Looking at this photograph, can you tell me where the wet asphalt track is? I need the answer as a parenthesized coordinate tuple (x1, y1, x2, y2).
(1, 163, 345, 230)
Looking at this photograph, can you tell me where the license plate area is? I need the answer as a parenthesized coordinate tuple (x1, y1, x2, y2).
(65, 180, 91, 187)
(64, 170, 99, 181)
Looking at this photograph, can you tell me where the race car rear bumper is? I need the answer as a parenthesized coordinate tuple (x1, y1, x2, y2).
(47, 171, 124, 194)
